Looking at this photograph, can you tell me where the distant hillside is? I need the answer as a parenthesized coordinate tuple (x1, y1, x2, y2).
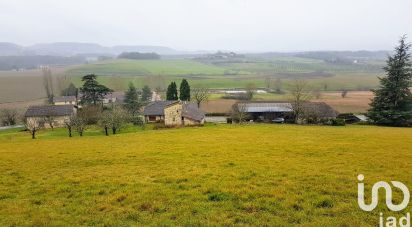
(0, 42, 181, 57)
(294, 51, 390, 61)
(0, 55, 85, 70)
(112, 45, 178, 55)
(0, 42, 24, 56)
(27, 42, 110, 56)
(247, 51, 390, 61)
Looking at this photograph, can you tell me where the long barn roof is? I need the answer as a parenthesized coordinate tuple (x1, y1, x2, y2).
(238, 102, 293, 113)
(25, 105, 75, 117)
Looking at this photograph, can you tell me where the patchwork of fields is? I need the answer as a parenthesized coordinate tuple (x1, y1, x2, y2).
(66, 58, 383, 91)
(0, 57, 383, 113)
(0, 124, 411, 226)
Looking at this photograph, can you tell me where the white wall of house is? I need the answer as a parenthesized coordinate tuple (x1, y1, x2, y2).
(54, 101, 75, 106)
(26, 116, 70, 128)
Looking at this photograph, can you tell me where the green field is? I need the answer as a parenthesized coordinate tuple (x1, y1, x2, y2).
(64, 57, 384, 91)
(67, 59, 231, 77)
(1, 124, 411, 226)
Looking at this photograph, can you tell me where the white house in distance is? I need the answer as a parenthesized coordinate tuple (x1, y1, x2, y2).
(53, 96, 77, 105)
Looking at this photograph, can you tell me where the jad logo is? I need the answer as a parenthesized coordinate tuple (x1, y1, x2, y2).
(358, 174, 410, 227)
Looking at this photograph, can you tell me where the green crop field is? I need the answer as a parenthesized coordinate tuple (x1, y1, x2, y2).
(65, 57, 384, 91)
(0, 124, 411, 226)
(67, 59, 230, 77)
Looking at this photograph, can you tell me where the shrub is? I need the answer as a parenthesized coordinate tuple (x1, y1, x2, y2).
(315, 198, 334, 208)
(131, 116, 145, 126)
(331, 118, 346, 126)
(153, 123, 167, 130)
(78, 105, 102, 125)
(207, 192, 231, 202)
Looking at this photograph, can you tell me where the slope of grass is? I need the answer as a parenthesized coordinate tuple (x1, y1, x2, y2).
(0, 124, 411, 226)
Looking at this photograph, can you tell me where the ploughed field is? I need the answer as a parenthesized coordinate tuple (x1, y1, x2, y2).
(0, 124, 411, 226)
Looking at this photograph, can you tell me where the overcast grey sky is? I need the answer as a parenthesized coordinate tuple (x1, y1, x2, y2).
(0, 0, 411, 52)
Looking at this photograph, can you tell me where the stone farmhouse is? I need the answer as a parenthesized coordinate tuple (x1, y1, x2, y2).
(143, 101, 205, 126)
(24, 105, 76, 128)
(164, 102, 205, 126)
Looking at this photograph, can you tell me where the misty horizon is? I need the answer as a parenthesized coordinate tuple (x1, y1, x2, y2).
(0, 41, 397, 53)
(1, 0, 411, 52)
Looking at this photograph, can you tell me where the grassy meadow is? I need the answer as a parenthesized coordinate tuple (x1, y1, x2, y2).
(1, 124, 411, 226)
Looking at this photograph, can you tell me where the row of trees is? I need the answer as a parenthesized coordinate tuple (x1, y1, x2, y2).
(63, 75, 150, 137)
(62, 105, 137, 138)
(166, 79, 209, 107)
(166, 79, 191, 101)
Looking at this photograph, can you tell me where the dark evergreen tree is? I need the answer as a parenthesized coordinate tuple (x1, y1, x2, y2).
(79, 74, 112, 105)
(368, 36, 412, 127)
(123, 82, 142, 116)
(179, 79, 191, 101)
(141, 85, 152, 102)
(166, 82, 178, 100)
(61, 83, 78, 97)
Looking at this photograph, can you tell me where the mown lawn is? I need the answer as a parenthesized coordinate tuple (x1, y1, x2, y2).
(0, 124, 411, 226)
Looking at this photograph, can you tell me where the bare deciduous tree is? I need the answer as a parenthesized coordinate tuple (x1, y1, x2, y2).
(98, 106, 129, 135)
(110, 107, 129, 134)
(64, 115, 75, 137)
(312, 88, 322, 99)
(290, 80, 312, 124)
(341, 90, 348, 98)
(245, 83, 256, 100)
(192, 88, 210, 108)
(144, 75, 166, 92)
(231, 103, 250, 124)
(42, 66, 54, 104)
(72, 115, 87, 137)
(274, 78, 283, 94)
(264, 77, 271, 89)
(99, 111, 112, 136)
(0, 109, 19, 126)
(44, 116, 55, 130)
(24, 118, 42, 139)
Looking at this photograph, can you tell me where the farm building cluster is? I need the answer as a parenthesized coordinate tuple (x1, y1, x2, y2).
(23, 90, 346, 129)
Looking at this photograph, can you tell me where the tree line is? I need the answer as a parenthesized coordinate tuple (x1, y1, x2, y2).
(165, 79, 209, 107)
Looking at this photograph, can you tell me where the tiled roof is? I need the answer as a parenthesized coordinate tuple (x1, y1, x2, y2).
(238, 102, 293, 113)
(143, 101, 176, 116)
(182, 103, 205, 122)
(301, 102, 339, 118)
(25, 105, 75, 117)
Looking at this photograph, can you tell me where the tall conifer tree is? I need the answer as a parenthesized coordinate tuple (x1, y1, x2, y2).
(179, 79, 191, 101)
(166, 82, 178, 100)
(368, 36, 412, 126)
